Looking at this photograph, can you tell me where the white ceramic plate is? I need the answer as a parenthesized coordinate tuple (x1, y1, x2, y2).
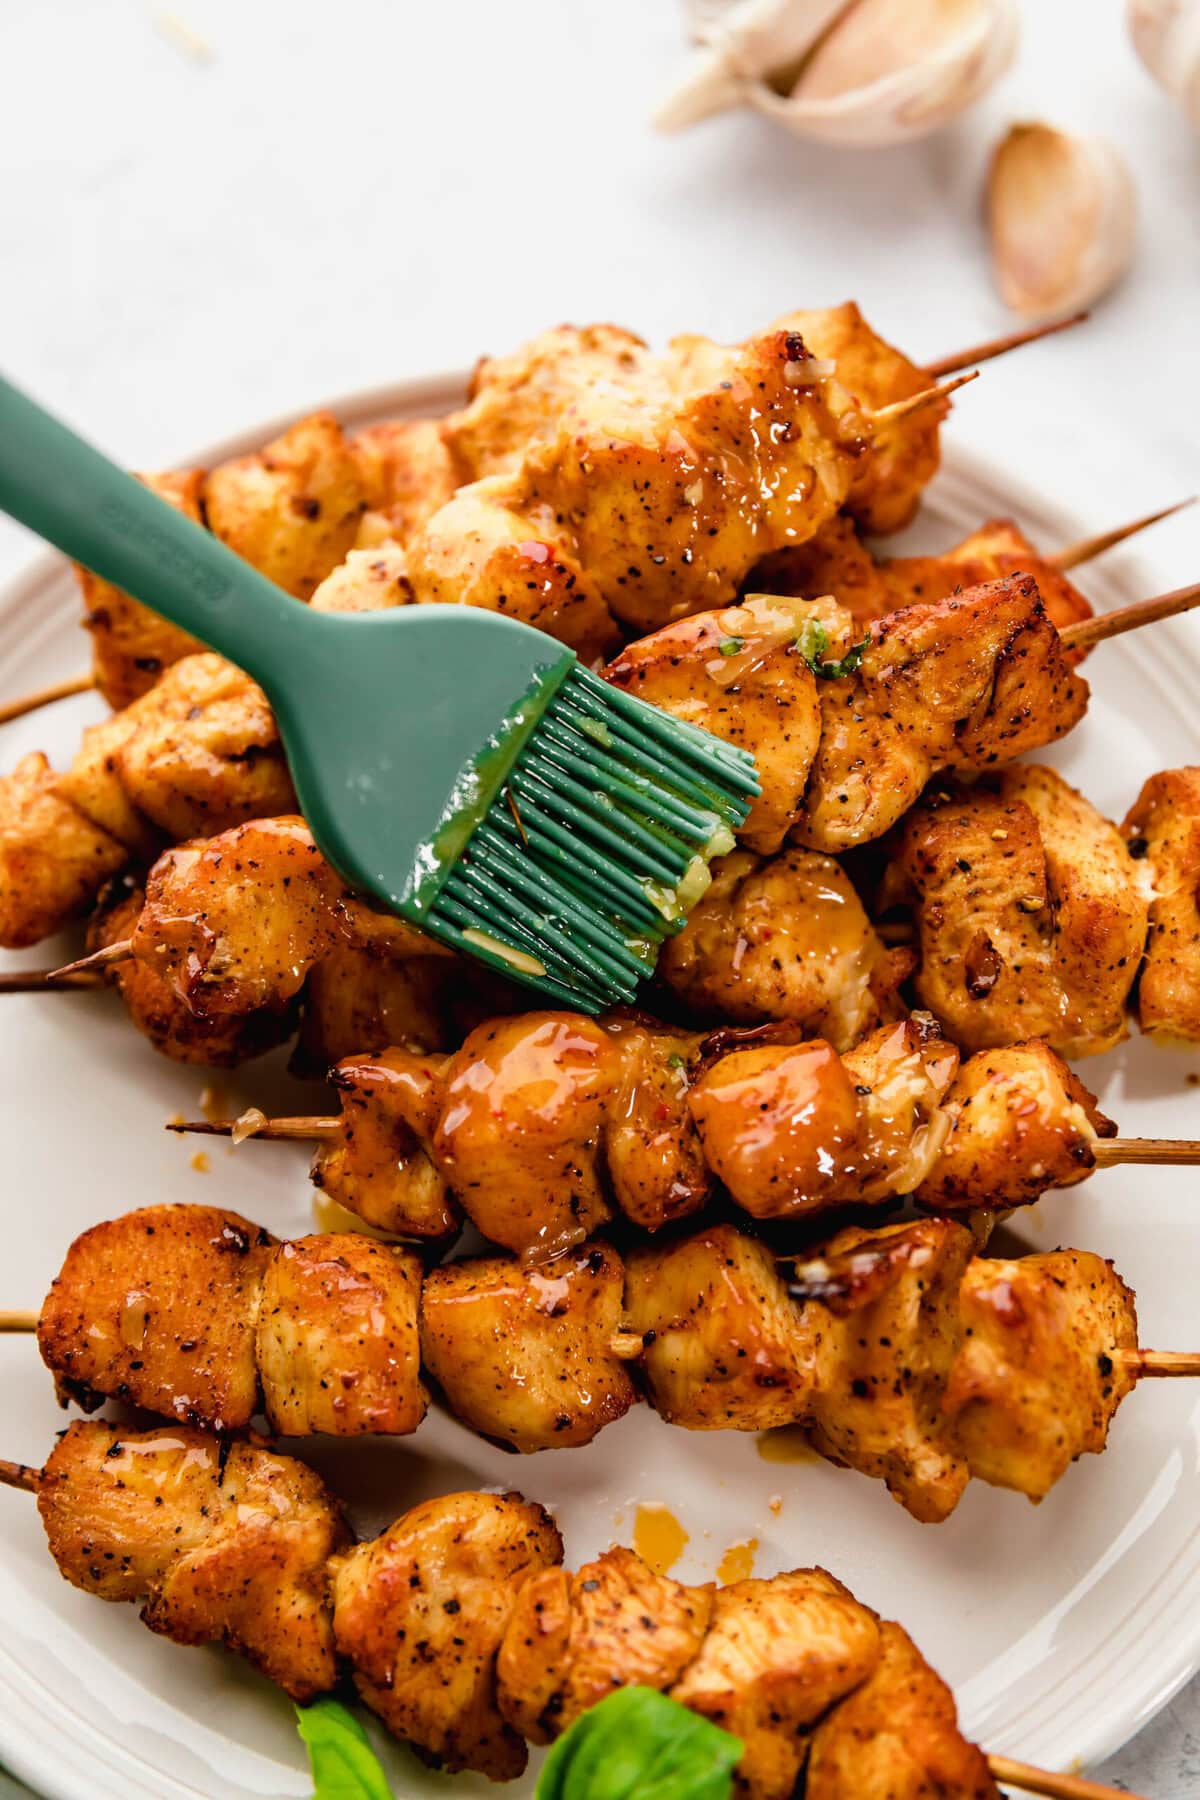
(1, 379, 1198, 1800)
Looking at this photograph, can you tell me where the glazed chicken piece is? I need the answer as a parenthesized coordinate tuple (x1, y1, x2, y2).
(755, 510, 1092, 638)
(659, 845, 913, 1047)
(76, 469, 209, 708)
(402, 479, 622, 663)
(497, 1546, 712, 1742)
(313, 1049, 460, 1240)
(0, 655, 295, 949)
(0, 749, 129, 947)
(420, 1243, 639, 1451)
(880, 764, 1147, 1056)
(797, 1218, 975, 1524)
(350, 417, 459, 547)
(330, 1491, 563, 1780)
(915, 1040, 1116, 1213)
(406, 324, 881, 645)
(689, 1019, 958, 1220)
(309, 542, 411, 613)
(669, 1568, 882, 1800)
(1124, 767, 1200, 1042)
(806, 1620, 999, 1800)
(944, 1249, 1139, 1500)
(255, 1234, 427, 1437)
(343, 1012, 711, 1258)
(794, 577, 1090, 854)
(602, 595, 826, 854)
(36, 1205, 430, 1439)
(39, 1420, 346, 1701)
(203, 411, 367, 600)
(37, 1204, 274, 1430)
(772, 302, 943, 536)
(625, 1223, 816, 1431)
(444, 322, 655, 481)
(90, 874, 298, 1066)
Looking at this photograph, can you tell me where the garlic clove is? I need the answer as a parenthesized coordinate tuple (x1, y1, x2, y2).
(986, 123, 1138, 320)
(753, 0, 1018, 147)
(654, 0, 851, 132)
(1128, 0, 1200, 128)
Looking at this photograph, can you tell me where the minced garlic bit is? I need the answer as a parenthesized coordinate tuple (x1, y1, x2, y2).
(461, 928, 547, 979)
(231, 1106, 269, 1145)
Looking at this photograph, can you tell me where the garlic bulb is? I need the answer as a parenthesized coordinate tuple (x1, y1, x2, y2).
(655, 0, 1019, 149)
(986, 124, 1138, 319)
(1128, 0, 1200, 127)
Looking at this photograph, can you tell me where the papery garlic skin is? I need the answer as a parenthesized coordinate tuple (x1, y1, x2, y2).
(655, 0, 848, 132)
(987, 124, 1138, 320)
(656, 0, 1019, 149)
(1128, 0, 1200, 127)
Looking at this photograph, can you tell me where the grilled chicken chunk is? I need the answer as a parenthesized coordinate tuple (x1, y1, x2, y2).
(881, 764, 1146, 1056)
(1124, 766, 1200, 1042)
(403, 479, 621, 663)
(421, 1244, 638, 1451)
(945, 1249, 1139, 1500)
(350, 417, 459, 547)
(256, 1234, 427, 1437)
(795, 579, 1089, 854)
(38, 1204, 275, 1429)
(915, 1041, 1115, 1212)
(0, 749, 129, 947)
(309, 543, 411, 613)
(203, 411, 367, 600)
(799, 1219, 974, 1524)
(602, 596, 826, 854)
(806, 1620, 999, 1799)
(90, 875, 298, 1065)
(670, 1568, 881, 1800)
(39, 1420, 346, 1701)
(330, 1491, 563, 1780)
(755, 510, 1092, 638)
(626, 1224, 815, 1431)
(690, 1020, 957, 1219)
(658, 846, 912, 1048)
(772, 302, 942, 535)
(314, 1048, 459, 1240)
(497, 1546, 712, 1742)
(76, 469, 208, 708)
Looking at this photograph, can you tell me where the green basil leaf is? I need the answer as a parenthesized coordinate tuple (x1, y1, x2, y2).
(794, 619, 829, 665)
(535, 1688, 742, 1800)
(296, 1698, 395, 1800)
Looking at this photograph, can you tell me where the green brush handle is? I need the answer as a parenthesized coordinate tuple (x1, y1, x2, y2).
(0, 374, 304, 689)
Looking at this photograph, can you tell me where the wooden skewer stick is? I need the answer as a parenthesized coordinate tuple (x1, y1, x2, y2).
(0, 672, 95, 727)
(0, 1311, 37, 1333)
(1052, 497, 1197, 572)
(43, 940, 133, 983)
(1093, 1138, 1200, 1167)
(924, 313, 1088, 380)
(0, 965, 107, 993)
(1059, 579, 1200, 652)
(987, 1753, 1142, 1800)
(0, 1458, 39, 1494)
(608, 1332, 645, 1361)
(1113, 1349, 1200, 1378)
(867, 370, 978, 430)
(166, 1114, 340, 1142)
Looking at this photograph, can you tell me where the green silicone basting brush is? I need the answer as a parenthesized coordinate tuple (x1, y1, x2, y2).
(0, 376, 759, 1011)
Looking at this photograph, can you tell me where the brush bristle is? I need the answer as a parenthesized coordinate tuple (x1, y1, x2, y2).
(425, 667, 760, 1009)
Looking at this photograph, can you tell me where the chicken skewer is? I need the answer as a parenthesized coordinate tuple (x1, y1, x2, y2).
(0, 1418, 1140, 1800)
(8, 484, 1184, 728)
(165, 1006, 1197, 1254)
(13, 1201, 1199, 1519)
(923, 311, 1089, 379)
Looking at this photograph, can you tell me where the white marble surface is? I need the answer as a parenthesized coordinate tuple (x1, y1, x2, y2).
(0, 1, 1198, 1794)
